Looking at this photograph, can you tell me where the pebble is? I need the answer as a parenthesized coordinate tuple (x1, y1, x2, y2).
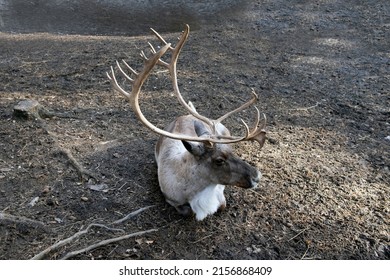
(42, 186, 51, 195)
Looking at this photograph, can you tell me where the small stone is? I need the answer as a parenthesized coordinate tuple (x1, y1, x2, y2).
(81, 196, 89, 202)
(42, 186, 51, 195)
(13, 100, 42, 119)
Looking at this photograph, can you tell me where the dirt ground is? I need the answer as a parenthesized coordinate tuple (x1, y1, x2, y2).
(0, 0, 389, 260)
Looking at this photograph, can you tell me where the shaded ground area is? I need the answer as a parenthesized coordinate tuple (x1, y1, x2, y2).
(0, 0, 389, 259)
(0, 0, 249, 36)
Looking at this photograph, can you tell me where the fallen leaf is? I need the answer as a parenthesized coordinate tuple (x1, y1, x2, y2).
(0, 168, 12, 172)
(29, 196, 39, 207)
(88, 183, 109, 192)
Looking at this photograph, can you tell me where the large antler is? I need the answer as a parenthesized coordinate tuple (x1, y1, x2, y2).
(107, 24, 266, 147)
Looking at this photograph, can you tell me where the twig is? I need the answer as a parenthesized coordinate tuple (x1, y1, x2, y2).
(60, 228, 158, 260)
(117, 182, 128, 191)
(111, 205, 155, 225)
(19, 100, 100, 183)
(248, 189, 265, 199)
(31, 223, 116, 260)
(301, 245, 310, 260)
(190, 234, 214, 244)
(31, 206, 155, 260)
(57, 146, 99, 182)
(107, 245, 119, 257)
(288, 228, 307, 242)
(36, 109, 99, 182)
(131, 179, 146, 189)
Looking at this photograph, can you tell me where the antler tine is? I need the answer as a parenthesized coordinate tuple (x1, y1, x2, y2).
(240, 119, 252, 140)
(150, 28, 170, 47)
(215, 88, 258, 124)
(148, 42, 167, 65)
(122, 59, 138, 76)
(115, 60, 134, 82)
(245, 111, 267, 147)
(148, 26, 266, 146)
(108, 42, 225, 144)
(208, 90, 267, 146)
(151, 24, 214, 129)
(254, 108, 267, 131)
(261, 113, 267, 129)
(148, 42, 157, 54)
(107, 66, 131, 99)
(140, 50, 148, 61)
(253, 106, 260, 129)
(214, 110, 266, 145)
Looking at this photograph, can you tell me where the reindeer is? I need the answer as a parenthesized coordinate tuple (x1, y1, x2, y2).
(107, 25, 266, 221)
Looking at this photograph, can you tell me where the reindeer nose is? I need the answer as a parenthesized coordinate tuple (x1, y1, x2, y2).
(250, 170, 262, 188)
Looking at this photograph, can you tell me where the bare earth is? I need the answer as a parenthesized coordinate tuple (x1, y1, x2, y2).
(0, 0, 389, 259)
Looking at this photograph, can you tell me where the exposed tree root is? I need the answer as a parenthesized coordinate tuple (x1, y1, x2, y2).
(31, 206, 156, 260)
(60, 228, 158, 260)
(56, 146, 100, 182)
(14, 101, 158, 260)
(13, 99, 99, 182)
(0, 212, 48, 232)
(111, 205, 156, 225)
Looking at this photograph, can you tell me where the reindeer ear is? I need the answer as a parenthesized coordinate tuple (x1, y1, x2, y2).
(182, 120, 214, 156)
(194, 120, 210, 137)
(182, 140, 205, 157)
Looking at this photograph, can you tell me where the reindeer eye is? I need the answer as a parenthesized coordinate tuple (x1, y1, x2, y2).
(214, 158, 225, 166)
